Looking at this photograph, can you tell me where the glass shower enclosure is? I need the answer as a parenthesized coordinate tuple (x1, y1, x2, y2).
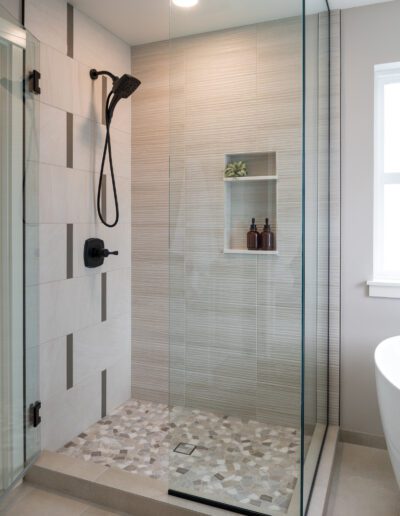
(0, 6, 40, 496)
(168, 1, 330, 515)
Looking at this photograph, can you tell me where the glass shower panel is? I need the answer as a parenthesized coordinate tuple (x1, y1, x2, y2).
(0, 16, 25, 494)
(302, 1, 330, 512)
(169, 2, 307, 515)
(24, 27, 40, 466)
(0, 9, 40, 496)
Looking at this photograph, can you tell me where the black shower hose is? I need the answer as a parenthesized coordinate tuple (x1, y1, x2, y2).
(97, 91, 119, 227)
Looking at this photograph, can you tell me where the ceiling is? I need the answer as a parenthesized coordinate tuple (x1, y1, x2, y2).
(71, 0, 394, 46)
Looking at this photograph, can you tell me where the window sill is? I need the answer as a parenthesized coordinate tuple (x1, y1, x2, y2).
(367, 280, 400, 299)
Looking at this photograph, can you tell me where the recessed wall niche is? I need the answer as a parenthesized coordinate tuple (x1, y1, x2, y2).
(224, 152, 278, 254)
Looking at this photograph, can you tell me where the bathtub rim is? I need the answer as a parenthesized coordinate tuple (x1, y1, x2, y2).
(375, 335, 400, 391)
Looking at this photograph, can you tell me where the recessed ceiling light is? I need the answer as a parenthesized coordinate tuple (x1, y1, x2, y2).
(172, 0, 199, 7)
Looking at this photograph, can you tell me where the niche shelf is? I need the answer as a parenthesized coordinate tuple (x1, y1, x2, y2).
(224, 152, 278, 255)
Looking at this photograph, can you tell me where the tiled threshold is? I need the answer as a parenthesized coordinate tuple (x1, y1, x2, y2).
(25, 428, 338, 516)
(25, 451, 233, 516)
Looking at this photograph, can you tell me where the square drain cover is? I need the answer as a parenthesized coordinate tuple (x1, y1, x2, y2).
(174, 442, 196, 455)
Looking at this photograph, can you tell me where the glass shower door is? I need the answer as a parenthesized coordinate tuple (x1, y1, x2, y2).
(168, 1, 304, 515)
(0, 9, 40, 496)
(168, 1, 330, 515)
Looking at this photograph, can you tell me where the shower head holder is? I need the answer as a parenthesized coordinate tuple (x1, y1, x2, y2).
(90, 68, 119, 82)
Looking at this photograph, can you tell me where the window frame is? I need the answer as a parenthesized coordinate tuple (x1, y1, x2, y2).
(373, 62, 400, 283)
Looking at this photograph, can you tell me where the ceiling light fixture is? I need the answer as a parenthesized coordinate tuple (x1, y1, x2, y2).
(172, 0, 199, 7)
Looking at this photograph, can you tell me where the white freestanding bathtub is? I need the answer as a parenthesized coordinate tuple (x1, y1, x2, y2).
(375, 336, 400, 488)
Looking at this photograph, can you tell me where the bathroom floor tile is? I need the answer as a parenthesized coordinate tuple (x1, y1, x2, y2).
(58, 398, 305, 514)
(326, 443, 400, 516)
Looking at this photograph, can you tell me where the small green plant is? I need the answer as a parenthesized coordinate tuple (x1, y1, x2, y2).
(224, 161, 248, 178)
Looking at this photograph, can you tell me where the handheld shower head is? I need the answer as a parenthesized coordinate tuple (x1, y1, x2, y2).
(108, 74, 141, 119)
(89, 68, 141, 228)
(111, 74, 141, 98)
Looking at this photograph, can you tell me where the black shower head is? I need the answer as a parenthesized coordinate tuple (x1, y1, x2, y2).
(111, 74, 141, 98)
(108, 73, 141, 119)
(90, 69, 141, 120)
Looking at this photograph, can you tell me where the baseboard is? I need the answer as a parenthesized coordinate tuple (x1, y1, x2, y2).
(340, 429, 387, 450)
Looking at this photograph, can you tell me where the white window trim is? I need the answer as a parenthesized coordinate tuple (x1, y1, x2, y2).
(368, 62, 400, 298)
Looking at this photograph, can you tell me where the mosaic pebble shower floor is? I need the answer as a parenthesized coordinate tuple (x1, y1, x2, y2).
(59, 399, 302, 514)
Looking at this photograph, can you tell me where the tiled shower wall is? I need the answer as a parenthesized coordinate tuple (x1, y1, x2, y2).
(132, 14, 340, 427)
(25, 0, 131, 450)
(132, 18, 304, 426)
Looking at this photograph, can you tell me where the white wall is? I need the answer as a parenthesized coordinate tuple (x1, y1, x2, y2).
(341, 0, 400, 438)
(25, 0, 131, 450)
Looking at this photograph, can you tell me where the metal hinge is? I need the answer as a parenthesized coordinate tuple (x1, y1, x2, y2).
(30, 401, 42, 428)
(28, 70, 41, 95)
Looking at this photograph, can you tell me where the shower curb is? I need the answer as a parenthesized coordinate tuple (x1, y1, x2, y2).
(307, 426, 339, 516)
(25, 451, 232, 516)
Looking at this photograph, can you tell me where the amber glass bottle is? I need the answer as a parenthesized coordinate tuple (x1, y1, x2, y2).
(260, 218, 275, 251)
(247, 218, 260, 250)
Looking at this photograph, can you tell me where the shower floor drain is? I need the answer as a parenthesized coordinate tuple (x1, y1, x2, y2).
(173, 443, 196, 455)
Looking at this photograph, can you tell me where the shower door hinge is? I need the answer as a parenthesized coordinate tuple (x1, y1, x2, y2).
(30, 401, 42, 428)
(28, 70, 41, 95)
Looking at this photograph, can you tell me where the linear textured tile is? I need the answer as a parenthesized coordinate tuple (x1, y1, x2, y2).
(329, 10, 341, 427)
(131, 13, 339, 432)
(66, 334, 73, 390)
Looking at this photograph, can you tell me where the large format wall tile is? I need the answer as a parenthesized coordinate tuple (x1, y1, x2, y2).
(39, 103, 66, 167)
(40, 43, 73, 112)
(26, 0, 67, 54)
(26, 0, 132, 450)
(39, 274, 101, 344)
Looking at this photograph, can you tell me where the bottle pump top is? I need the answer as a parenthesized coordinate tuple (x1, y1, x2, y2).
(264, 218, 271, 230)
(250, 218, 257, 230)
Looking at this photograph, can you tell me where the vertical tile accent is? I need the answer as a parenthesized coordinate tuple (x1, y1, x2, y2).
(101, 174, 107, 218)
(102, 76, 107, 126)
(101, 369, 107, 418)
(66, 224, 73, 279)
(66, 112, 73, 169)
(67, 3, 74, 59)
(101, 272, 107, 322)
(66, 334, 73, 390)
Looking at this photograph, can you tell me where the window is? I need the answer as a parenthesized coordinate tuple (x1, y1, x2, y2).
(369, 63, 400, 297)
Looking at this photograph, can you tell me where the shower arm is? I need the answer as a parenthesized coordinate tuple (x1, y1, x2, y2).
(89, 69, 118, 82)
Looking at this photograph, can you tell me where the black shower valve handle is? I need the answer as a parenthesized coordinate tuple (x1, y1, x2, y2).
(92, 247, 119, 258)
(84, 238, 118, 268)
(102, 249, 119, 258)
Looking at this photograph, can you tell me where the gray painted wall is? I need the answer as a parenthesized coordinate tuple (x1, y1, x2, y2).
(341, 0, 400, 438)
(0, 0, 20, 23)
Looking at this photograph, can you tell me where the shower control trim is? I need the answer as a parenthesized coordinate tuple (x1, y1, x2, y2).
(84, 238, 118, 268)
(28, 70, 41, 95)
